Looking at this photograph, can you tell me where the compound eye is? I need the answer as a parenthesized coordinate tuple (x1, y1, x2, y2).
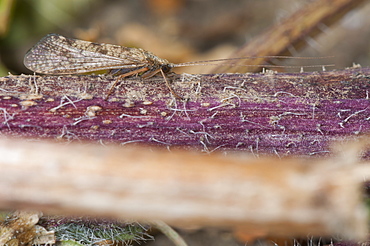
(161, 64, 172, 73)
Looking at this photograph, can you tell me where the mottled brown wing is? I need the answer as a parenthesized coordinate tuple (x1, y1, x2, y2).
(24, 34, 149, 74)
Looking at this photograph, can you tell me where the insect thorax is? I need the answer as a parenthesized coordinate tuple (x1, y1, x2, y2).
(142, 50, 172, 72)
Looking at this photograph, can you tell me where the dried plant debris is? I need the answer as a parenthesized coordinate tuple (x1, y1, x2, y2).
(0, 212, 152, 246)
(0, 211, 54, 246)
(38, 216, 153, 246)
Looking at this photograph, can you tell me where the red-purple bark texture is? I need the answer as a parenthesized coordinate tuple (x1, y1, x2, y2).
(0, 67, 369, 157)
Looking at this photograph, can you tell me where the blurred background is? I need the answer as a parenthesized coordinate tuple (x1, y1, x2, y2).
(0, 0, 369, 76)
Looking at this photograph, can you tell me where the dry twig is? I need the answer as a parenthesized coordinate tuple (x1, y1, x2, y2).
(0, 138, 368, 239)
(212, 0, 367, 73)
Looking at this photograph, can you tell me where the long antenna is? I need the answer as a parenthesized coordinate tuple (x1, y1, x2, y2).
(172, 55, 335, 67)
(172, 63, 335, 69)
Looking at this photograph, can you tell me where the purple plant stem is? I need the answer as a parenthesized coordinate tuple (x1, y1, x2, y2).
(0, 67, 369, 157)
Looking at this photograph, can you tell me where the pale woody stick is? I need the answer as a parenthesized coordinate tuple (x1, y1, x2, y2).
(0, 138, 368, 240)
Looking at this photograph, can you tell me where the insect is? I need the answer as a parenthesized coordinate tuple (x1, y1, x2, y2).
(24, 33, 180, 99)
(24, 34, 333, 99)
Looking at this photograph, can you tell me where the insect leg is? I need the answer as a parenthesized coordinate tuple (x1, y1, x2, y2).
(159, 69, 183, 100)
(141, 68, 182, 99)
(105, 67, 149, 100)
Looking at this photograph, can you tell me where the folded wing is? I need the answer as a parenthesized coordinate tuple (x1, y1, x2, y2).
(24, 34, 148, 74)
